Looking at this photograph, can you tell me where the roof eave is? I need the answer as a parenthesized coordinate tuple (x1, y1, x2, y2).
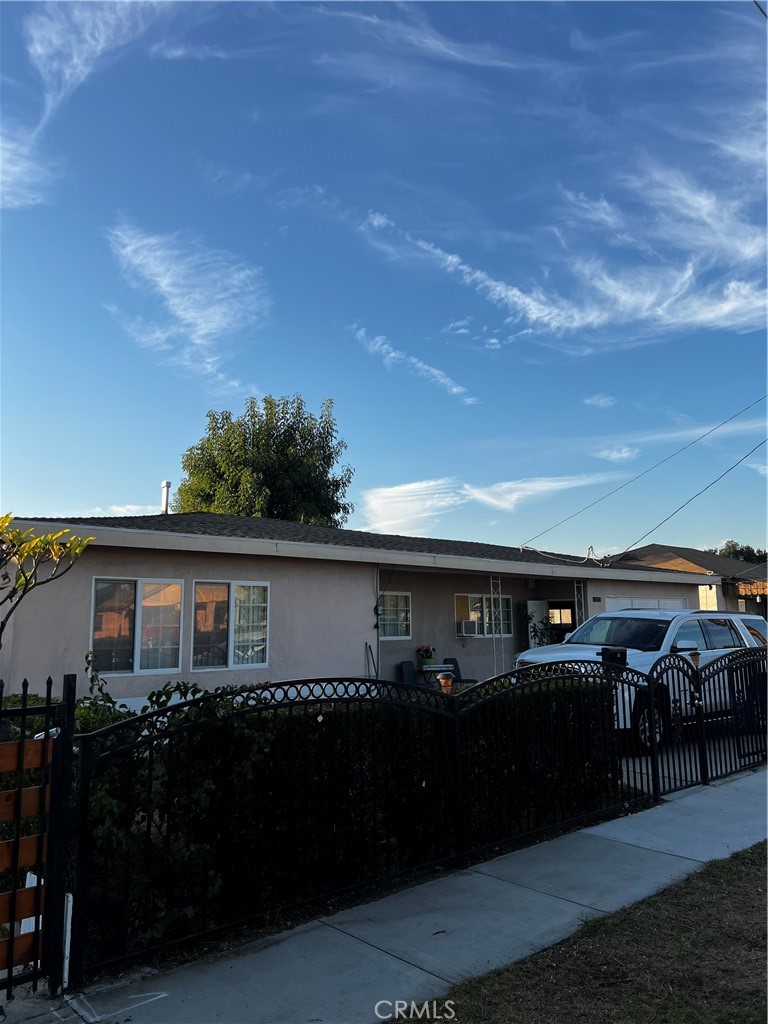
(13, 519, 713, 586)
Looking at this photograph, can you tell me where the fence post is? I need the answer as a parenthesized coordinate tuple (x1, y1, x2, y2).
(645, 673, 662, 804)
(67, 730, 94, 990)
(694, 666, 709, 786)
(45, 675, 77, 996)
(450, 695, 467, 867)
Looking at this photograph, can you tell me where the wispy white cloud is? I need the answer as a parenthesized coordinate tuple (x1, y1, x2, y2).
(413, 237, 605, 332)
(353, 325, 479, 406)
(562, 188, 623, 229)
(87, 503, 163, 517)
(149, 37, 277, 62)
(343, 115, 764, 346)
(584, 394, 616, 409)
(360, 470, 621, 536)
(360, 478, 466, 535)
(363, 209, 394, 230)
(274, 183, 336, 212)
(442, 317, 472, 336)
(659, 99, 766, 176)
(314, 50, 494, 105)
(568, 28, 641, 53)
(621, 163, 764, 266)
(198, 159, 276, 195)
(416, 230, 765, 338)
(594, 446, 640, 463)
(320, 6, 559, 73)
(24, 1, 163, 127)
(150, 40, 228, 61)
(107, 220, 271, 392)
(463, 473, 619, 512)
(0, 123, 54, 209)
(747, 462, 767, 478)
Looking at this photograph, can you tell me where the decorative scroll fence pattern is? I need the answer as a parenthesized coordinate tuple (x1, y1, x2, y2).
(68, 666, 646, 983)
(1, 648, 765, 993)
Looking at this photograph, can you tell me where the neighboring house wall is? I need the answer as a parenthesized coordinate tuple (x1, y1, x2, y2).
(618, 545, 767, 617)
(698, 583, 724, 611)
(583, 580, 701, 616)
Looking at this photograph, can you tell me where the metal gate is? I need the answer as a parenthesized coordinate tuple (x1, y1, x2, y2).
(643, 649, 767, 797)
(0, 676, 75, 999)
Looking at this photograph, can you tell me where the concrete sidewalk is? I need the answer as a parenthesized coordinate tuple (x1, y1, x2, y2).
(7, 768, 766, 1024)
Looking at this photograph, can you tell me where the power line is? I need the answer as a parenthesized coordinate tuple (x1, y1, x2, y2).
(519, 394, 767, 548)
(754, 1, 768, 20)
(611, 438, 767, 561)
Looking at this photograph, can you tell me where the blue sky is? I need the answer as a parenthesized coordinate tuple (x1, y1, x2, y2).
(1, 1, 766, 556)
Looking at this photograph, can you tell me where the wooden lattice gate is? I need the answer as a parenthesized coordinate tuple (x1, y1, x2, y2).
(0, 676, 75, 1000)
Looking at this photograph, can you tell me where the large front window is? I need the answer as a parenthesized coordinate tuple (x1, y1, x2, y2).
(193, 582, 269, 668)
(455, 595, 512, 636)
(92, 579, 182, 673)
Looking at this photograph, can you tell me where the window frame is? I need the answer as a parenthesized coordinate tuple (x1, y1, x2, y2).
(700, 617, 746, 652)
(379, 592, 412, 641)
(671, 619, 709, 652)
(454, 594, 513, 637)
(90, 576, 184, 676)
(191, 580, 270, 671)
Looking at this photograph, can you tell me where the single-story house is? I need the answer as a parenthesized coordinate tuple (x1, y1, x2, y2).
(613, 544, 767, 616)
(1, 513, 716, 701)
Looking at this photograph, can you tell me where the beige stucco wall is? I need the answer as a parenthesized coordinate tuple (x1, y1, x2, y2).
(0, 546, 378, 700)
(0, 542, 705, 700)
(698, 583, 723, 611)
(375, 570, 526, 682)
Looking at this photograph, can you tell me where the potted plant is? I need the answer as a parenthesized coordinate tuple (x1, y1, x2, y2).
(417, 643, 436, 666)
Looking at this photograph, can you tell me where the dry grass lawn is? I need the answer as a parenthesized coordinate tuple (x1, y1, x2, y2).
(429, 841, 766, 1024)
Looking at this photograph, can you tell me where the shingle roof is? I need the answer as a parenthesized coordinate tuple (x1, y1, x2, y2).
(23, 512, 637, 571)
(616, 543, 767, 582)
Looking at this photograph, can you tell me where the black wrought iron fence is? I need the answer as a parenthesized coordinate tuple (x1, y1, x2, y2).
(457, 664, 647, 857)
(698, 648, 767, 777)
(69, 680, 459, 983)
(63, 647, 766, 986)
(68, 667, 638, 983)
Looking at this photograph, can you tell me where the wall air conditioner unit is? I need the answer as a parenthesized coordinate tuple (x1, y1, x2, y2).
(457, 620, 480, 637)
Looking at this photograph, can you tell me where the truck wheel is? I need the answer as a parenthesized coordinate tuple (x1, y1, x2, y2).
(632, 693, 664, 752)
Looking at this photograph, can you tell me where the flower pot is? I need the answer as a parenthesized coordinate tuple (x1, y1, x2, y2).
(419, 658, 435, 667)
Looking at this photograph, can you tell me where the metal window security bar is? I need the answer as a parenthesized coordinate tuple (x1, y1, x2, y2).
(489, 575, 504, 676)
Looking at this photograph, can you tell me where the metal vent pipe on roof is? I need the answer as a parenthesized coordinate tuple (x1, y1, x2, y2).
(161, 480, 171, 514)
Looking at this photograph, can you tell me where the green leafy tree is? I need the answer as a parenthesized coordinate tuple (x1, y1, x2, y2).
(706, 540, 767, 564)
(0, 513, 93, 648)
(172, 395, 354, 527)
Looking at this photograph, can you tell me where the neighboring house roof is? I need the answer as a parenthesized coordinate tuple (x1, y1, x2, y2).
(614, 543, 767, 594)
(13, 513, 710, 585)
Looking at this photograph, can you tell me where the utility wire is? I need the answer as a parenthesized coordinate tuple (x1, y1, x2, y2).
(611, 438, 767, 562)
(519, 394, 767, 549)
(754, 0, 768, 20)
